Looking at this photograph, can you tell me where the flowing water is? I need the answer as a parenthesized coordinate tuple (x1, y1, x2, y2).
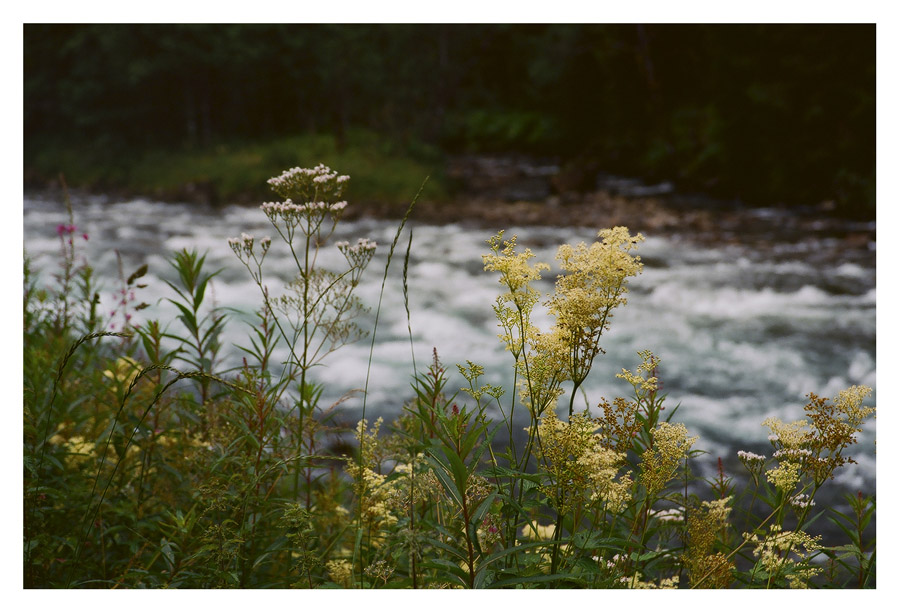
(23, 192, 877, 495)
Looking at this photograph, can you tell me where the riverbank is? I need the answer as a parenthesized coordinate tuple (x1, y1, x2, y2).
(31, 178, 875, 275)
(26, 133, 874, 237)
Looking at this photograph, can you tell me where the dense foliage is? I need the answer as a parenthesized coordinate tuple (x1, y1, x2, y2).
(25, 24, 874, 211)
(23, 167, 876, 588)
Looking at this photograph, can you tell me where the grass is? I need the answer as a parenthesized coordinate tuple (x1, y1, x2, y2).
(25, 130, 450, 206)
(23, 165, 876, 589)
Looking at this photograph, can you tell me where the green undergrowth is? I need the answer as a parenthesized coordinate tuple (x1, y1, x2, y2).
(23, 165, 875, 589)
(25, 130, 449, 206)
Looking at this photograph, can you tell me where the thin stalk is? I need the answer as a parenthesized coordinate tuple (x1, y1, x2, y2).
(354, 177, 426, 586)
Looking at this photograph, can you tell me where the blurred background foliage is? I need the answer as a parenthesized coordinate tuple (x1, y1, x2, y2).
(24, 24, 874, 215)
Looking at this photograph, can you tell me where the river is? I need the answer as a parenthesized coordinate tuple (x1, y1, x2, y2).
(23, 190, 876, 495)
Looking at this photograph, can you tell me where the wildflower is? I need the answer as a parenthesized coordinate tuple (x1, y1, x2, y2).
(458, 360, 505, 403)
(326, 559, 353, 587)
(744, 528, 822, 588)
(639, 422, 698, 496)
(803, 386, 876, 483)
(738, 449, 767, 486)
(337, 237, 377, 274)
(761, 386, 875, 489)
(49, 428, 98, 469)
(547, 227, 644, 386)
(384, 454, 442, 512)
(477, 514, 503, 549)
(684, 496, 734, 587)
(596, 396, 642, 454)
(789, 493, 816, 511)
(737, 450, 766, 463)
(483, 231, 550, 306)
(535, 409, 632, 514)
(227, 232, 267, 263)
(834, 385, 876, 426)
(267, 163, 350, 205)
(364, 560, 394, 584)
(766, 460, 801, 493)
(626, 572, 680, 589)
(616, 350, 661, 397)
(763, 418, 808, 449)
(466, 474, 494, 508)
(516, 326, 569, 417)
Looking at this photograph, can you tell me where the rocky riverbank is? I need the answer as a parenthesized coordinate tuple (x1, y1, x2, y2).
(29, 153, 876, 266)
(354, 154, 875, 266)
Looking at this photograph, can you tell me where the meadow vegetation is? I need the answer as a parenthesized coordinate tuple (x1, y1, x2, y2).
(23, 166, 875, 588)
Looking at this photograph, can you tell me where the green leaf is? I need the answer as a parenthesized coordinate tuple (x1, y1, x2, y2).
(423, 455, 463, 508)
(441, 444, 470, 499)
(421, 536, 468, 563)
(487, 572, 579, 588)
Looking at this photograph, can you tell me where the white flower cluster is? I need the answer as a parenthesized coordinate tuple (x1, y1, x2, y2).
(336, 237, 377, 271)
(773, 448, 812, 460)
(267, 163, 350, 203)
(335, 237, 377, 252)
(737, 450, 766, 462)
(789, 493, 816, 510)
(593, 553, 623, 570)
(228, 232, 271, 260)
(260, 198, 348, 226)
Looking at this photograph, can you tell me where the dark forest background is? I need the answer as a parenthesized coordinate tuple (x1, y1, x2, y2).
(23, 24, 875, 215)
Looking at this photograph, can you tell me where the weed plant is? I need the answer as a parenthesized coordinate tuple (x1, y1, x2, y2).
(23, 166, 875, 588)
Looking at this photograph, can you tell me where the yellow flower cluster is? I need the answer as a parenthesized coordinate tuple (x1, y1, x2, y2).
(761, 385, 875, 489)
(384, 454, 443, 512)
(762, 417, 808, 449)
(325, 558, 353, 587)
(345, 465, 397, 528)
(765, 460, 801, 492)
(616, 350, 660, 396)
(345, 417, 401, 529)
(536, 409, 632, 514)
(354, 417, 384, 468)
(685, 496, 734, 587)
(639, 422, 698, 496)
(625, 572, 680, 589)
(701, 496, 733, 524)
(744, 528, 822, 588)
(548, 228, 644, 385)
(835, 385, 876, 425)
(516, 326, 569, 416)
(48, 432, 97, 468)
(483, 227, 644, 415)
(483, 231, 550, 308)
(549, 227, 644, 337)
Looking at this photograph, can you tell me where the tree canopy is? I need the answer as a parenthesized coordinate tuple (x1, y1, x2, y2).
(24, 24, 874, 211)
